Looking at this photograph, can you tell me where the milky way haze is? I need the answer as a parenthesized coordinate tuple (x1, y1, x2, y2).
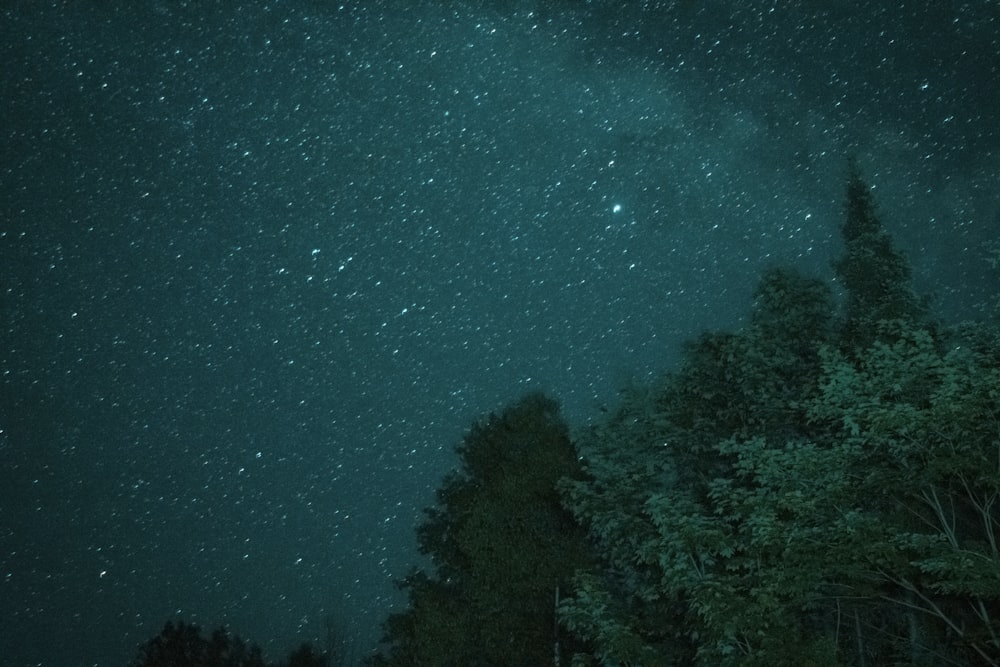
(2, 1, 998, 664)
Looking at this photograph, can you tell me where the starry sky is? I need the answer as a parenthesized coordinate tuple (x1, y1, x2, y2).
(2, 1, 998, 664)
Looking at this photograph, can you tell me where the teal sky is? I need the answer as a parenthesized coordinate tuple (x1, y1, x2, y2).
(2, 1, 998, 664)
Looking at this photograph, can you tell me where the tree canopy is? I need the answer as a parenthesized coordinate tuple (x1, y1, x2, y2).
(372, 161, 1000, 665)
(556, 163, 1000, 665)
(833, 158, 929, 351)
(370, 392, 593, 666)
(129, 620, 330, 667)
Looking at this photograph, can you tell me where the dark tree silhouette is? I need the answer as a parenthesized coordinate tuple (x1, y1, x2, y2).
(833, 158, 927, 350)
(130, 621, 329, 667)
(129, 621, 266, 667)
(286, 641, 330, 667)
(369, 392, 594, 666)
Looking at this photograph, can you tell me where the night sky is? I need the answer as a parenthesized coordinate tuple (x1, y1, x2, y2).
(2, 1, 998, 664)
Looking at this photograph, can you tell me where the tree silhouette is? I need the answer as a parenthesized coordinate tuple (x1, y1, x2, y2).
(129, 621, 266, 667)
(369, 392, 593, 666)
(833, 158, 927, 350)
(130, 620, 330, 667)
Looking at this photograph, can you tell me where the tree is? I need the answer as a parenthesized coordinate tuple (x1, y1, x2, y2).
(833, 158, 927, 351)
(559, 267, 839, 665)
(806, 324, 1000, 664)
(370, 392, 594, 666)
(286, 641, 330, 667)
(557, 163, 1000, 666)
(130, 620, 331, 667)
(130, 621, 267, 667)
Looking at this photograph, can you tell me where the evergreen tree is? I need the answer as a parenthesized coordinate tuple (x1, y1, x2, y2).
(370, 392, 593, 666)
(833, 158, 926, 350)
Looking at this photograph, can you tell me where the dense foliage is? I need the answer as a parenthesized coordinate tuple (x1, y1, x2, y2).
(366, 161, 999, 665)
(369, 392, 594, 665)
(557, 165, 1000, 665)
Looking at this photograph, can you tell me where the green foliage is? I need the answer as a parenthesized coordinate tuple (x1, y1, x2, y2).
(372, 392, 594, 666)
(563, 315, 1000, 663)
(807, 325, 1000, 663)
(557, 166, 1000, 665)
(559, 267, 841, 665)
(663, 267, 834, 458)
(558, 572, 671, 665)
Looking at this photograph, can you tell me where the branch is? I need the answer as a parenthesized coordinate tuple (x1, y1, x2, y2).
(920, 486, 959, 549)
(879, 571, 999, 666)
